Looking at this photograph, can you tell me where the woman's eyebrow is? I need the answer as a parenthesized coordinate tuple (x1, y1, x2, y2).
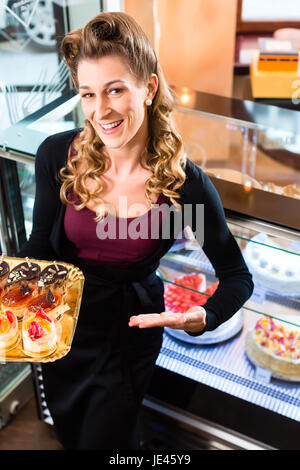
(79, 80, 125, 89)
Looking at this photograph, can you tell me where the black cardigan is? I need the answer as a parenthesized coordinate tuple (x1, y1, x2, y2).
(17, 128, 254, 334)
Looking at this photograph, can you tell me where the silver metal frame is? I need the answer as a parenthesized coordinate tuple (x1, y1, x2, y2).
(226, 213, 300, 243)
(142, 397, 275, 450)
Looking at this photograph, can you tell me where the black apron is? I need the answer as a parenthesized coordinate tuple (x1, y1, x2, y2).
(26, 140, 179, 449)
(41, 257, 166, 450)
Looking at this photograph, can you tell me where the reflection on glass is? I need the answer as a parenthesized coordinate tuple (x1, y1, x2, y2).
(0, 0, 76, 130)
(172, 110, 300, 201)
(17, 161, 35, 238)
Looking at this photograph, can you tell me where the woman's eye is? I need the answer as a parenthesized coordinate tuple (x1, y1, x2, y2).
(109, 88, 123, 95)
(81, 93, 93, 99)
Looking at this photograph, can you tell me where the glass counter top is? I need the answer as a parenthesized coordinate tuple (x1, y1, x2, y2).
(1, 86, 300, 156)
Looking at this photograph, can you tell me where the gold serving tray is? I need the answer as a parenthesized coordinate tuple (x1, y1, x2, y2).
(0, 256, 84, 363)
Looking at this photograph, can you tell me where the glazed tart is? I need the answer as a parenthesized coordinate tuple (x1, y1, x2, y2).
(0, 284, 35, 320)
(27, 289, 70, 321)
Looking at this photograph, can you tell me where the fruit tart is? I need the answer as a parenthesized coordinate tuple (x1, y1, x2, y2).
(0, 308, 20, 352)
(0, 284, 35, 320)
(22, 309, 57, 357)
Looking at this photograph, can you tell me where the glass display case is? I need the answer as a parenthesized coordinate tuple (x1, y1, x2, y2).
(144, 217, 300, 450)
(0, 87, 300, 448)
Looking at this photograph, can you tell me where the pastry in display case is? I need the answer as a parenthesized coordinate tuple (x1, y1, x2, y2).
(243, 233, 300, 295)
(246, 315, 300, 381)
(205, 168, 262, 190)
(0, 255, 84, 363)
(282, 184, 300, 200)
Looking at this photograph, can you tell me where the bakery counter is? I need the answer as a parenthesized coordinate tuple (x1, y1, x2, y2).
(145, 218, 300, 450)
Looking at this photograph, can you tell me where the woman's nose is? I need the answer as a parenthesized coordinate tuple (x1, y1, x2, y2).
(94, 96, 111, 120)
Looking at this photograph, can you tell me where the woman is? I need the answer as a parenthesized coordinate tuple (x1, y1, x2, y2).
(18, 12, 253, 449)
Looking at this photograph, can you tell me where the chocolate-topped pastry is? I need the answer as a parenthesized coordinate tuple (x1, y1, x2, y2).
(0, 254, 10, 289)
(38, 262, 69, 296)
(7, 257, 41, 289)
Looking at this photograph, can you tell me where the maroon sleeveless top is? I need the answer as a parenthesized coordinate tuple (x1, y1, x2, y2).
(64, 187, 169, 267)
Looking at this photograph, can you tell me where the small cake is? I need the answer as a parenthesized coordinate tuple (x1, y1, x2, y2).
(7, 258, 41, 290)
(282, 184, 300, 200)
(22, 309, 57, 357)
(27, 288, 70, 321)
(164, 272, 219, 313)
(0, 284, 35, 320)
(243, 233, 300, 295)
(0, 255, 10, 290)
(246, 315, 300, 380)
(0, 309, 19, 351)
(38, 262, 69, 297)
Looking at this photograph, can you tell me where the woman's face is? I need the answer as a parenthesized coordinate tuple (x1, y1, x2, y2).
(77, 55, 157, 152)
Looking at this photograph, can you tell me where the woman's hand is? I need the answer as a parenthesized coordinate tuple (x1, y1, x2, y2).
(128, 305, 206, 333)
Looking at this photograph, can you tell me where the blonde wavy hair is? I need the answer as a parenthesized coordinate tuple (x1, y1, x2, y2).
(59, 12, 186, 221)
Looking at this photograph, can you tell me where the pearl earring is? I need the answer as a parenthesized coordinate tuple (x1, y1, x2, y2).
(145, 98, 152, 106)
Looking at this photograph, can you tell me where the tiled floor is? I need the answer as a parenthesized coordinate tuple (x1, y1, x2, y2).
(0, 397, 62, 450)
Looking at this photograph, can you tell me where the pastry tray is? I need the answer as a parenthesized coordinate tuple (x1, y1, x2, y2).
(0, 256, 85, 363)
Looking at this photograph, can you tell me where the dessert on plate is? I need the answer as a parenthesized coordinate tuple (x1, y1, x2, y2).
(22, 309, 57, 357)
(0, 308, 20, 351)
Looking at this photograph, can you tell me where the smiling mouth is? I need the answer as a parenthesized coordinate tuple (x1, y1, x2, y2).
(99, 120, 123, 130)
